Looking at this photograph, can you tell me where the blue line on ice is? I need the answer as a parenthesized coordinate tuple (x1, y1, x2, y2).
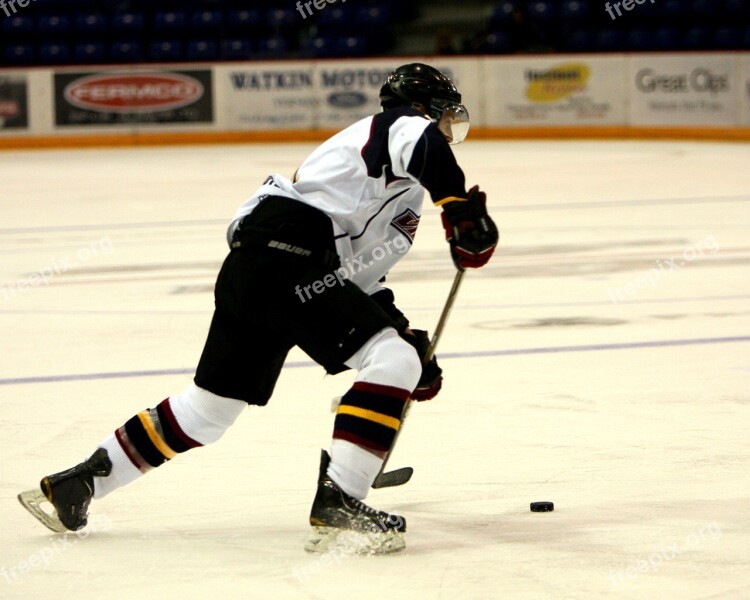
(1, 335, 748, 387)
(2, 293, 750, 317)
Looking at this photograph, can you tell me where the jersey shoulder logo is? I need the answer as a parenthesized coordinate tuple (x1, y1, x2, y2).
(391, 208, 420, 243)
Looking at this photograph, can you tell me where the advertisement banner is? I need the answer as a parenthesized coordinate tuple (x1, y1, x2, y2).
(741, 54, 750, 126)
(0, 75, 29, 130)
(54, 69, 213, 127)
(222, 59, 464, 132)
(219, 63, 317, 130)
(628, 54, 738, 127)
(485, 55, 627, 126)
(314, 59, 483, 130)
(315, 60, 395, 129)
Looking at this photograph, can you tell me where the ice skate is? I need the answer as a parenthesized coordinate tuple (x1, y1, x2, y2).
(18, 448, 112, 533)
(305, 450, 406, 555)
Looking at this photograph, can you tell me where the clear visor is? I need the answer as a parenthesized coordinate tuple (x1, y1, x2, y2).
(437, 104, 470, 145)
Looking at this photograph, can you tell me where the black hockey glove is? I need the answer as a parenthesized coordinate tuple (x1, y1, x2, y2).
(441, 185, 499, 270)
(370, 288, 409, 334)
(401, 329, 442, 401)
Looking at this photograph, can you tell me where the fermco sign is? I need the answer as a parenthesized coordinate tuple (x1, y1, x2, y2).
(55, 70, 213, 126)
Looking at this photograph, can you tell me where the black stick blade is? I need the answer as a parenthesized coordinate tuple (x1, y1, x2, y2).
(371, 467, 414, 488)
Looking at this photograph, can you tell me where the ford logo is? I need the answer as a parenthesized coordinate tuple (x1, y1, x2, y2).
(327, 91, 367, 108)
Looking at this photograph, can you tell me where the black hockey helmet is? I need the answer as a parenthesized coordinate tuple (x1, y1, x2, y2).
(380, 63, 470, 144)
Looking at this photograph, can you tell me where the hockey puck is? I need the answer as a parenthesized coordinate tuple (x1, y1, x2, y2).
(530, 501, 554, 512)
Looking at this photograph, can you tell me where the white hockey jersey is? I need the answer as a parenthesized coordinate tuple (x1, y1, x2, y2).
(229, 107, 467, 295)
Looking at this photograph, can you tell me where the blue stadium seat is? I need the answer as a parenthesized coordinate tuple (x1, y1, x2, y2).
(626, 29, 654, 51)
(654, 27, 680, 50)
(2, 15, 34, 38)
(596, 29, 624, 51)
(39, 43, 71, 64)
(227, 9, 261, 32)
(3, 44, 34, 65)
(110, 40, 143, 63)
(300, 36, 335, 58)
(112, 13, 144, 33)
(74, 42, 106, 63)
(564, 29, 595, 52)
(526, 1, 557, 20)
(187, 40, 219, 61)
(191, 10, 223, 32)
(355, 6, 390, 28)
(691, 0, 717, 16)
(724, 0, 747, 16)
(714, 27, 741, 49)
(221, 39, 253, 60)
(744, 27, 750, 49)
(561, 1, 589, 20)
(481, 31, 511, 53)
(153, 12, 188, 33)
(490, 1, 519, 27)
(683, 26, 711, 49)
(75, 14, 107, 35)
(149, 40, 184, 62)
(660, 0, 687, 17)
(63, 0, 97, 10)
(636, 0, 660, 17)
(336, 35, 368, 57)
(38, 15, 71, 37)
(257, 37, 289, 58)
(266, 9, 296, 29)
(318, 7, 353, 33)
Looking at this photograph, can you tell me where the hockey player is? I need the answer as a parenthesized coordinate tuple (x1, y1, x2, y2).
(18, 63, 498, 554)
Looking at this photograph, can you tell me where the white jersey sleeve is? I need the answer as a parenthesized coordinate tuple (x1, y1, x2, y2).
(229, 108, 468, 296)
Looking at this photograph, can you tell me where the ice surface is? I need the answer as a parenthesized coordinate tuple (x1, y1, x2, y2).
(1, 140, 749, 599)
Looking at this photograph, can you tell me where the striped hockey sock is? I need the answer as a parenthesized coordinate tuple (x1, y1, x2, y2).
(328, 382, 411, 499)
(93, 384, 245, 498)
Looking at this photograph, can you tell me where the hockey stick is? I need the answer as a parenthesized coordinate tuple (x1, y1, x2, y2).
(371, 268, 466, 489)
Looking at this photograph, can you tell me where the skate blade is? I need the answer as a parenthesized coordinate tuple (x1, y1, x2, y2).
(17, 488, 68, 534)
(304, 526, 405, 555)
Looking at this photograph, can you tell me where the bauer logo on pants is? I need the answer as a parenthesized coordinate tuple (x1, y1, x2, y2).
(54, 70, 213, 126)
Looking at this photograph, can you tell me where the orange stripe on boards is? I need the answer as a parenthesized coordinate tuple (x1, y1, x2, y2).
(0, 130, 340, 150)
(2, 127, 750, 151)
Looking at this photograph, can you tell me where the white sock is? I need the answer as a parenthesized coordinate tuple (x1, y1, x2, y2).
(93, 434, 142, 499)
(327, 439, 384, 500)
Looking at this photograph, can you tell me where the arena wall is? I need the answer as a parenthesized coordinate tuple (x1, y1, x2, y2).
(1, 53, 749, 148)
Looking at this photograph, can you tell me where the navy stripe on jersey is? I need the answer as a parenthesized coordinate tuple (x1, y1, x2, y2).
(361, 106, 466, 204)
(407, 122, 466, 204)
(361, 107, 424, 179)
